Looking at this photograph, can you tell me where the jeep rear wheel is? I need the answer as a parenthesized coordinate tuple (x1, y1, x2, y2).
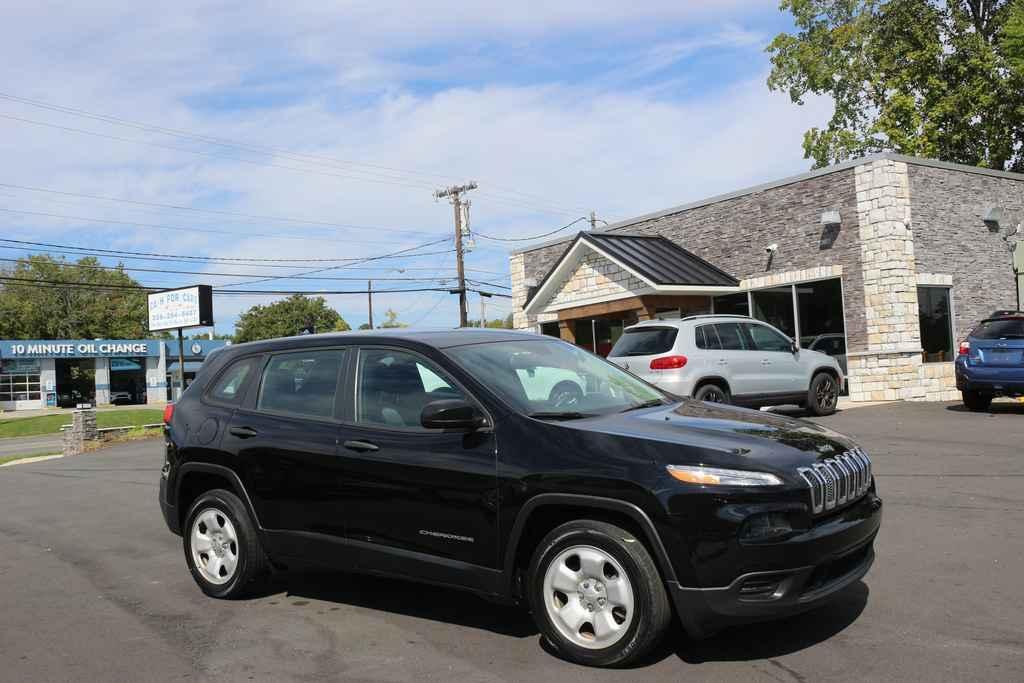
(184, 488, 270, 599)
(527, 520, 671, 667)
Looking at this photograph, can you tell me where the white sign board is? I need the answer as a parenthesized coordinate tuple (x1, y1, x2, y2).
(148, 285, 213, 332)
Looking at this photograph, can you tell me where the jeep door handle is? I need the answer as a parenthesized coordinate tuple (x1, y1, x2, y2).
(343, 440, 379, 453)
(717, 359, 729, 365)
(761, 359, 772, 365)
(228, 426, 258, 439)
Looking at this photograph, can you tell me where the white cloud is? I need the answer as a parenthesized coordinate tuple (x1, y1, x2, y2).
(0, 0, 827, 331)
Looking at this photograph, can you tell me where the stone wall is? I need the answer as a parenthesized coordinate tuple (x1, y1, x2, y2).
(547, 251, 647, 310)
(909, 163, 1024, 343)
(514, 167, 866, 345)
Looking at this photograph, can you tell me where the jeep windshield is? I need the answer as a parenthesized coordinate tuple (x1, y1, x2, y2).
(446, 338, 669, 417)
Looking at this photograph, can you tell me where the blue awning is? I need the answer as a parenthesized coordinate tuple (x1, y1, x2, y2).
(165, 361, 205, 373)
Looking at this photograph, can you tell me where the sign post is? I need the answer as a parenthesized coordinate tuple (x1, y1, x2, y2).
(147, 285, 214, 400)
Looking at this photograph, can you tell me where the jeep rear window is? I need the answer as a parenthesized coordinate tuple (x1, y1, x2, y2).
(609, 327, 678, 356)
(972, 318, 1024, 339)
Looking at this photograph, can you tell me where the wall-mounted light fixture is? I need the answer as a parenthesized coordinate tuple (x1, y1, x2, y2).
(983, 206, 1003, 231)
(820, 210, 841, 226)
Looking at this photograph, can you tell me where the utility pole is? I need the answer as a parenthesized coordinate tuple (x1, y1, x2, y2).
(479, 291, 492, 328)
(434, 181, 477, 327)
(367, 279, 374, 329)
(589, 210, 597, 231)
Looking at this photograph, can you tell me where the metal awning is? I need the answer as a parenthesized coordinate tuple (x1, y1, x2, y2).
(523, 232, 739, 316)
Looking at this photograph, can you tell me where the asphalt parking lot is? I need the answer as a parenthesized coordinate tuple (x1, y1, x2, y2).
(1, 401, 1023, 682)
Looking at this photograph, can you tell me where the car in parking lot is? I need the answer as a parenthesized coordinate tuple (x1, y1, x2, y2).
(159, 329, 880, 667)
(956, 312, 1024, 411)
(607, 315, 845, 415)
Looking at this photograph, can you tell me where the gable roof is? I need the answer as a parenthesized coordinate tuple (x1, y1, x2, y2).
(584, 233, 738, 287)
(522, 232, 739, 315)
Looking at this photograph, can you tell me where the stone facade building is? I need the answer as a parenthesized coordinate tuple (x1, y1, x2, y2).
(510, 153, 1024, 403)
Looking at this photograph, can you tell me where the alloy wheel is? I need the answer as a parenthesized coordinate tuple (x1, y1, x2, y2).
(542, 545, 635, 650)
(816, 377, 838, 410)
(190, 508, 239, 585)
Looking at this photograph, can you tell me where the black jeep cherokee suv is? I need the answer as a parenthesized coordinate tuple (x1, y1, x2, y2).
(159, 329, 881, 667)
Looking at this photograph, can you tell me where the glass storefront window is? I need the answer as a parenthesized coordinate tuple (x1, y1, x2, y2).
(797, 278, 847, 372)
(0, 374, 42, 402)
(751, 287, 797, 339)
(918, 286, 954, 363)
(713, 292, 750, 316)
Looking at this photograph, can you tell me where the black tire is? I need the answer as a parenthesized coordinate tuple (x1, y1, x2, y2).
(183, 488, 270, 599)
(549, 380, 584, 408)
(693, 382, 730, 404)
(527, 520, 671, 668)
(807, 372, 839, 416)
(962, 390, 993, 412)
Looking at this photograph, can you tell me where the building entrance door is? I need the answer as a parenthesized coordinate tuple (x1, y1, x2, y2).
(55, 359, 96, 408)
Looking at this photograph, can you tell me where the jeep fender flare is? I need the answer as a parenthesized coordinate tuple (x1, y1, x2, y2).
(502, 493, 678, 592)
(175, 462, 264, 530)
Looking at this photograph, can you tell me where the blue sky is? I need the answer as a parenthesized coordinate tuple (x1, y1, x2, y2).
(0, 1, 830, 334)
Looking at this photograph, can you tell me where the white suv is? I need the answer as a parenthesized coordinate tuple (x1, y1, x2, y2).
(607, 315, 844, 416)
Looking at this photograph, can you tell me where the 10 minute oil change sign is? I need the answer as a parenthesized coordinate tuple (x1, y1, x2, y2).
(148, 285, 214, 332)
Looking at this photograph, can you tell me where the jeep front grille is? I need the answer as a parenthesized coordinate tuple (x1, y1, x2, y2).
(797, 448, 872, 514)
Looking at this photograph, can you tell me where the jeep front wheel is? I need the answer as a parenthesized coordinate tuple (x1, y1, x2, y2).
(527, 520, 671, 667)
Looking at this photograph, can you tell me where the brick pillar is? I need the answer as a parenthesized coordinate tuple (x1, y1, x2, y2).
(62, 408, 98, 457)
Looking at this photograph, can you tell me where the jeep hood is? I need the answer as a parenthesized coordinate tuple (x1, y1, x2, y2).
(564, 400, 858, 471)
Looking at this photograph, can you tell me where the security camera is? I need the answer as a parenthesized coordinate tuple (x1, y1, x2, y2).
(765, 243, 779, 254)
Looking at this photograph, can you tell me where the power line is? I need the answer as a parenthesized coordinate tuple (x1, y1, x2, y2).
(409, 292, 451, 326)
(0, 274, 510, 298)
(0, 91, 591, 215)
(0, 181, 439, 238)
(0, 205, 444, 247)
(0, 255, 511, 286)
(0, 241, 509, 278)
(473, 216, 588, 242)
(0, 237, 447, 264)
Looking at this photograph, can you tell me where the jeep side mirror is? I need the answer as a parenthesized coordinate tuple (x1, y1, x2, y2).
(790, 340, 799, 354)
(421, 399, 487, 431)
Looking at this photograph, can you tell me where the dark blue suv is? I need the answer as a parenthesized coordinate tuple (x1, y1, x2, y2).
(956, 312, 1024, 411)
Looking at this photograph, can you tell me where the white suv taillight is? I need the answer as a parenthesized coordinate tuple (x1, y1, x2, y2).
(650, 355, 688, 370)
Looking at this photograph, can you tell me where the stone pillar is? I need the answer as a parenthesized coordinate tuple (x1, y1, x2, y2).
(94, 357, 110, 406)
(62, 408, 98, 457)
(510, 252, 532, 330)
(848, 158, 946, 401)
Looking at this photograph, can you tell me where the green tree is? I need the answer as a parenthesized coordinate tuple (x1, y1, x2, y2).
(1005, 0, 1024, 74)
(0, 254, 149, 338)
(468, 313, 514, 329)
(234, 295, 349, 343)
(768, 0, 1024, 171)
(379, 308, 407, 328)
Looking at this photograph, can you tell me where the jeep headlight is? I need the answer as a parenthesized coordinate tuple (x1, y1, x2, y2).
(666, 465, 782, 486)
